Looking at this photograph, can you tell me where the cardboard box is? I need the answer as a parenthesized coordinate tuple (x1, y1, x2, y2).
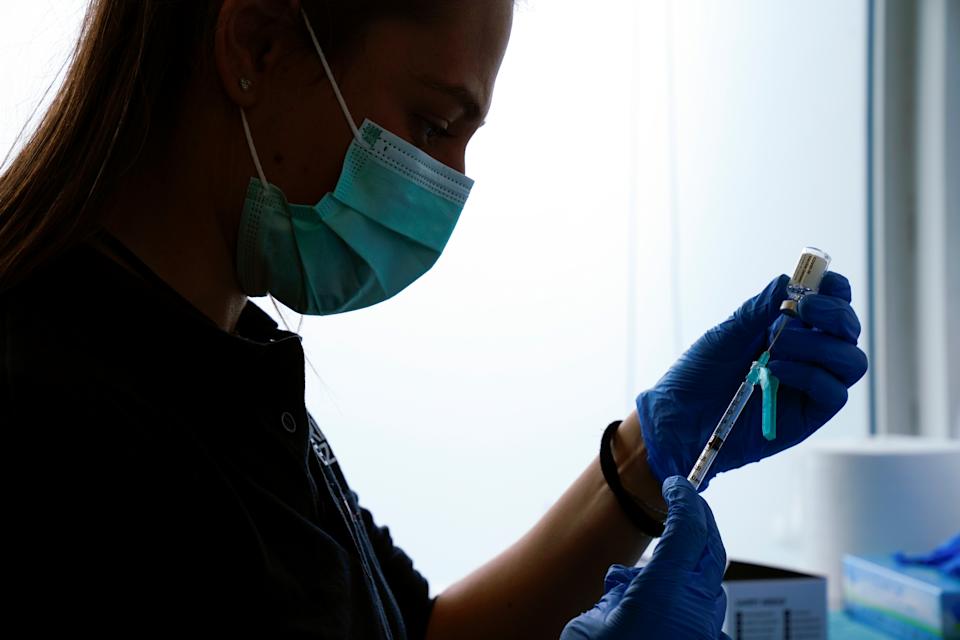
(843, 554, 960, 639)
(722, 560, 827, 639)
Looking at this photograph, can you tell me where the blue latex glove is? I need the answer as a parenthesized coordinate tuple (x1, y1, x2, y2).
(637, 273, 868, 489)
(895, 533, 960, 579)
(561, 477, 730, 640)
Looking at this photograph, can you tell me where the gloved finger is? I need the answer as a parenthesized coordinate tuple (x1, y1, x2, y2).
(926, 533, 960, 557)
(938, 533, 960, 554)
(649, 476, 710, 572)
(767, 360, 849, 418)
(895, 551, 940, 566)
(604, 564, 640, 593)
(817, 271, 853, 303)
(770, 328, 868, 388)
(729, 275, 790, 340)
(594, 579, 630, 614)
(572, 578, 631, 627)
(558, 621, 592, 640)
(766, 313, 804, 348)
(560, 578, 632, 638)
(943, 554, 960, 579)
(797, 294, 862, 343)
(697, 497, 727, 587)
(896, 534, 960, 565)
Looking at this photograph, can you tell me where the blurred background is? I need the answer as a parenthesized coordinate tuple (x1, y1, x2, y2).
(2, 0, 957, 608)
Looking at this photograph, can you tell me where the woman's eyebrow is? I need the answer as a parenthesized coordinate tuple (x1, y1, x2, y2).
(416, 74, 486, 123)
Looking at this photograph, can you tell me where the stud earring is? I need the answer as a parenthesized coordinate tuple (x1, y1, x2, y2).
(239, 77, 252, 92)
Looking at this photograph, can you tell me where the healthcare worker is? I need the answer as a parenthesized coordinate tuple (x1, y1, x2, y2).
(0, 1, 867, 637)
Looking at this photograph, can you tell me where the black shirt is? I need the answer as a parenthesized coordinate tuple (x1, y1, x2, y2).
(1, 232, 433, 637)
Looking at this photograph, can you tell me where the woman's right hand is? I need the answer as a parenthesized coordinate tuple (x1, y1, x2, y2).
(560, 477, 730, 640)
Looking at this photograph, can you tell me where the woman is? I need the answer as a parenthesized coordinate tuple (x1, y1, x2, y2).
(0, 1, 867, 637)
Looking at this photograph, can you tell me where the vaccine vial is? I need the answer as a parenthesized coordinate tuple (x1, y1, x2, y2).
(781, 247, 831, 316)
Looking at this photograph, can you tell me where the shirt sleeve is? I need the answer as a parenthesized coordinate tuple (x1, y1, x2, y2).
(357, 500, 436, 640)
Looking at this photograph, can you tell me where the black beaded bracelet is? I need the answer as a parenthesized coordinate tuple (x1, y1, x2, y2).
(599, 420, 666, 538)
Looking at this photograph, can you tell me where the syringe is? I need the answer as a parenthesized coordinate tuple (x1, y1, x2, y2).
(686, 353, 770, 490)
(686, 247, 831, 490)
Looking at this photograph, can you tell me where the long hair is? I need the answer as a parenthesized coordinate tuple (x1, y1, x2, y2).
(0, 0, 439, 293)
(0, 2, 215, 292)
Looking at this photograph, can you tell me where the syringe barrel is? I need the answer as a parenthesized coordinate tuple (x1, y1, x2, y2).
(781, 246, 831, 316)
(687, 380, 756, 490)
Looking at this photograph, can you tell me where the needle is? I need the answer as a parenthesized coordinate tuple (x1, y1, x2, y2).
(767, 319, 788, 353)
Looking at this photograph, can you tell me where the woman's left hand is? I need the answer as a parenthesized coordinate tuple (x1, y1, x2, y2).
(560, 477, 730, 640)
(635, 272, 868, 490)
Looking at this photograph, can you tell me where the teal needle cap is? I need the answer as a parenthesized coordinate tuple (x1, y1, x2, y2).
(758, 364, 779, 441)
(747, 351, 779, 441)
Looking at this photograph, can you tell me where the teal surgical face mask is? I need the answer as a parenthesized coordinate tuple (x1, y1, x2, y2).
(236, 9, 474, 315)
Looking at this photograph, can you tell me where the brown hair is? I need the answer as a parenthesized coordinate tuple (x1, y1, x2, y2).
(0, 0, 441, 293)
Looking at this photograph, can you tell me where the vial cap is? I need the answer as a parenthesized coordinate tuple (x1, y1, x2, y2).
(780, 299, 799, 317)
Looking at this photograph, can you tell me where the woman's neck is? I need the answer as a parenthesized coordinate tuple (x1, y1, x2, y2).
(97, 125, 249, 334)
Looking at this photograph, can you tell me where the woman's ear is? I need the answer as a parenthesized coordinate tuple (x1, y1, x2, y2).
(214, 0, 303, 108)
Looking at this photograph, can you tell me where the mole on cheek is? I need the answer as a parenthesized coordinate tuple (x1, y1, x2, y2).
(273, 154, 284, 165)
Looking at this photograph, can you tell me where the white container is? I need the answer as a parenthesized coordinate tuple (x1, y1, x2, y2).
(802, 436, 960, 606)
(722, 560, 827, 639)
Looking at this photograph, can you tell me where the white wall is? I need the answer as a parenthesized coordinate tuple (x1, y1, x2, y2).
(1, 0, 870, 592)
(301, 0, 644, 592)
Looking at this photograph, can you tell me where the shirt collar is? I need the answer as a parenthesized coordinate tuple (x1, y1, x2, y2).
(85, 228, 298, 347)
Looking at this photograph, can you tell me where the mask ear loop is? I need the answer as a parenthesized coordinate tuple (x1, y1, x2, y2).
(239, 107, 297, 331)
(240, 107, 309, 332)
(234, 8, 362, 335)
(239, 6, 362, 187)
(300, 7, 362, 144)
(240, 108, 270, 188)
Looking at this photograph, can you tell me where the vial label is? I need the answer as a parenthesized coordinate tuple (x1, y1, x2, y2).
(790, 253, 829, 292)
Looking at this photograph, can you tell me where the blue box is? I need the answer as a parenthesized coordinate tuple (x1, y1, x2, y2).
(843, 554, 960, 639)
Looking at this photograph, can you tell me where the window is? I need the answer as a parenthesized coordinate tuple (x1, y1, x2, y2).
(869, 0, 960, 440)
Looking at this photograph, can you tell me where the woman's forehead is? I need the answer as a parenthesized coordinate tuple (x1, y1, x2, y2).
(363, 1, 513, 115)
